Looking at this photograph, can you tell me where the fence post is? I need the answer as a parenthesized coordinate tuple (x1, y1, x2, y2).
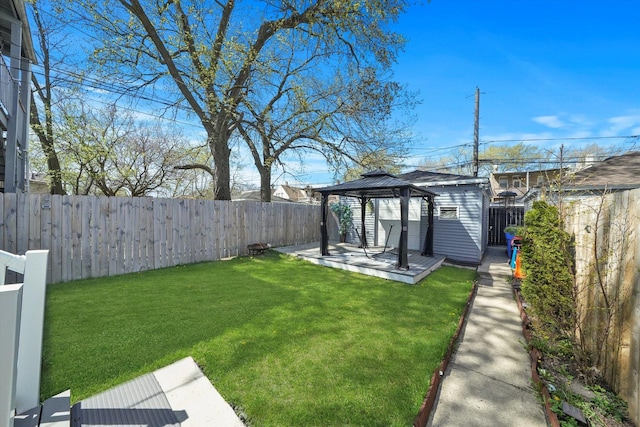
(0, 284, 23, 427)
(15, 250, 49, 414)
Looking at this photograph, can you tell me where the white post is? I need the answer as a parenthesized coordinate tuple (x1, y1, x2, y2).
(0, 284, 24, 427)
(15, 250, 49, 414)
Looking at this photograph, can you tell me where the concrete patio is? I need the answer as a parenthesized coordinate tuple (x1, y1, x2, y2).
(275, 242, 446, 284)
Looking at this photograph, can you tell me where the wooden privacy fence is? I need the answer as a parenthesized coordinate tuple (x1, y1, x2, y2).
(563, 189, 640, 425)
(0, 194, 321, 284)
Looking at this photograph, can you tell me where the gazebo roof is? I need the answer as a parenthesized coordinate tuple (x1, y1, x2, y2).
(317, 169, 437, 199)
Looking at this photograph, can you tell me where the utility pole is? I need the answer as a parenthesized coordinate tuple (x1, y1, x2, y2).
(473, 87, 480, 177)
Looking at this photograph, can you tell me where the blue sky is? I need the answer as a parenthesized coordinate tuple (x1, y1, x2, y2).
(388, 0, 640, 168)
(36, 1, 639, 188)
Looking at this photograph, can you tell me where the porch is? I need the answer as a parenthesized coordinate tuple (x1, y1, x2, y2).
(275, 242, 446, 285)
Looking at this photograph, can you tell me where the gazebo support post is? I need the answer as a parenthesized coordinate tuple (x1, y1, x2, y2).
(422, 196, 435, 257)
(359, 197, 368, 248)
(321, 193, 330, 255)
(397, 187, 410, 269)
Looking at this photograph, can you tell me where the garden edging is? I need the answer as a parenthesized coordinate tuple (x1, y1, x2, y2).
(412, 280, 478, 427)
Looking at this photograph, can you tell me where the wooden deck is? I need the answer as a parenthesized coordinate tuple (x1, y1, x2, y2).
(275, 243, 446, 284)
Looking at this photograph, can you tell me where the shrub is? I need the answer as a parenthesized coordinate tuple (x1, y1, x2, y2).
(520, 201, 576, 343)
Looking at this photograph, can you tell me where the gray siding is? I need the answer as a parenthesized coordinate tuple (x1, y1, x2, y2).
(337, 186, 489, 265)
(422, 185, 485, 265)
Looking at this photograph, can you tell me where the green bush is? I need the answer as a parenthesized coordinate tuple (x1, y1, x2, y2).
(330, 202, 353, 236)
(520, 201, 576, 342)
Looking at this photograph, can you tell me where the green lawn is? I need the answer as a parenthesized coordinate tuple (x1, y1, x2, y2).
(42, 251, 475, 426)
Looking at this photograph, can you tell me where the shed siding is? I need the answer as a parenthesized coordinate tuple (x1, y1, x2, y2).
(338, 185, 488, 265)
(424, 185, 484, 264)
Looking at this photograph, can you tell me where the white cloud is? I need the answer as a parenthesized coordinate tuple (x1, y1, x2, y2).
(532, 115, 565, 129)
(602, 114, 640, 136)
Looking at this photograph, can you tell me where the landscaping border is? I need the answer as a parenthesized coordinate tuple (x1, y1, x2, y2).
(513, 283, 560, 427)
(412, 280, 478, 427)
(412, 275, 559, 427)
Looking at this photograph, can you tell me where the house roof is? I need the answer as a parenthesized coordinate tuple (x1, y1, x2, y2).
(398, 170, 488, 186)
(276, 184, 304, 199)
(567, 151, 640, 190)
(0, 0, 36, 62)
(233, 190, 292, 202)
(317, 169, 437, 199)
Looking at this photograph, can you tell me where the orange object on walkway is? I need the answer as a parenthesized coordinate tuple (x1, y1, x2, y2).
(514, 251, 525, 279)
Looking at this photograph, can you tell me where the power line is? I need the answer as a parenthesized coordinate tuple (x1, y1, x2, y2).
(479, 135, 639, 144)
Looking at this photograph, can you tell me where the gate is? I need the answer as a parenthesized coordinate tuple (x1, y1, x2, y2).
(488, 206, 524, 245)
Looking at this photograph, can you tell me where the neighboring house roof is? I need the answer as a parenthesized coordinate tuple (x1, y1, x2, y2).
(398, 170, 488, 186)
(276, 184, 303, 200)
(566, 151, 640, 190)
(233, 190, 292, 202)
(317, 169, 437, 199)
(273, 183, 321, 203)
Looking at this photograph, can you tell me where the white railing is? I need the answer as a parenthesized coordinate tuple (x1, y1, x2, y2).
(0, 250, 49, 427)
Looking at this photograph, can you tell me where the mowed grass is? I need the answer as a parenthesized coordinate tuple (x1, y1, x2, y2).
(42, 251, 475, 426)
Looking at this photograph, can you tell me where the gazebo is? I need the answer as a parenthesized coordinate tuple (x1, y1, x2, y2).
(317, 170, 437, 270)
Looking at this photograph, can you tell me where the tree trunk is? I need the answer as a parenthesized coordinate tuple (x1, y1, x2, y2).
(260, 165, 271, 202)
(209, 131, 232, 200)
(45, 150, 65, 195)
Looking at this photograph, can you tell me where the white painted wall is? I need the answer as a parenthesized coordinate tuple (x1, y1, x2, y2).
(377, 198, 423, 250)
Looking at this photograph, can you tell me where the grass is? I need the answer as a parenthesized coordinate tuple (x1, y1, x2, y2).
(42, 251, 475, 426)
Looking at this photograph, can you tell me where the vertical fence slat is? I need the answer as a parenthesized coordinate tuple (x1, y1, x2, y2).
(40, 194, 52, 283)
(61, 196, 72, 282)
(131, 197, 141, 273)
(108, 197, 118, 276)
(81, 196, 92, 279)
(49, 195, 62, 284)
(4, 194, 17, 257)
(16, 194, 28, 257)
(71, 197, 83, 280)
(98, 196, 109, 278)
(28, 194, 41, 251)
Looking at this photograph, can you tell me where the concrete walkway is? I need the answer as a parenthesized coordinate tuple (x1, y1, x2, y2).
(427, 246, 548, 427)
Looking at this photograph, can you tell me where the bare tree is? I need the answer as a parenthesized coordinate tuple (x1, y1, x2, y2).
(28, 0, 71, 194)
(56, 101, 193, 196)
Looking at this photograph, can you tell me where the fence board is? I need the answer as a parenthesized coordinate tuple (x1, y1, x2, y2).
(213, 201, 221, 260)
(4, 193, 16, 256)
(97, 196, 109, 278)
(16, 194, 28, 256)
(108, 197, 118, 276)
(61, 196, 73, 282)
(81, 196, 92, 279)
(40, 195, 52, 283)
(49, 196, 62, 284)
(72, 197, 83, 280)
(157, 198, 168, 268)
(0, 194, 319, 284)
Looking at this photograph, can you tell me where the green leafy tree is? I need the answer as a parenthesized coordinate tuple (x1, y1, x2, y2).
(66, 0, 413, 200)
(479, 143, 549, 175)
(330, 202, 353, 240)
(341, 148, 406, 182)
(34, 100, 194, 196)
(520, 201, 577, 343)
(420, 143, 550, 176)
